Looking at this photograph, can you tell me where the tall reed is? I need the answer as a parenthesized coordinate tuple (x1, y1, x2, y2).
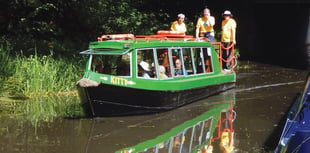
(0, 44, 86, 124)
(3, 52, 83, 97)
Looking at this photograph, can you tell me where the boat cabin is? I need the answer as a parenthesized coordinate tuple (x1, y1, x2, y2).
(80, 32, 232, 81)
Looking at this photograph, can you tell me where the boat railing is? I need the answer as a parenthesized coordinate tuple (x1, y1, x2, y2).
(97, 32, 237, 72)
(135, 34, 196, 42)
(212, 42, 236, 72)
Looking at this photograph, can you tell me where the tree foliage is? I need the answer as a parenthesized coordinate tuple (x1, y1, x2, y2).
(0, 0, 170, 56)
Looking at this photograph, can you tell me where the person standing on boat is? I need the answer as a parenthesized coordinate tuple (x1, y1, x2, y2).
(221, 10, 237, 70)
(195, 8, 215, 42)
(138, 61, 151, 78)
(171, 13, 187, 33)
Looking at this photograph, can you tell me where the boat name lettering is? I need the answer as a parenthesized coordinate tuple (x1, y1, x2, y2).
(110, 76, 128, 85)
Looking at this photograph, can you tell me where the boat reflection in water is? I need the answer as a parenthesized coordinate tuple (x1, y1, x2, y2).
(116, 93, 236, 153)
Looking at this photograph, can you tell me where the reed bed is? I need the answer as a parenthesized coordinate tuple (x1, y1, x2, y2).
(0, 45, 86, 124)
(1, 49, 83, 98)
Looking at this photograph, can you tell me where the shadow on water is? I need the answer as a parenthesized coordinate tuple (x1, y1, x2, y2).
(0, 61, 308, 153)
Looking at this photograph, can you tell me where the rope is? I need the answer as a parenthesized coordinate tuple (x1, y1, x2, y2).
(93, 99, 173, 110)
(221, 43, 234, 50)
(218, 56, 236, 63)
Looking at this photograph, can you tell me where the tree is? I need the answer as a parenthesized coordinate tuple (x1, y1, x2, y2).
(0, 0, 170, 56)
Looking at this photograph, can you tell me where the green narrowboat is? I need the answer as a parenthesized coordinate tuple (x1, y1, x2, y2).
(76, 31, 236, 117)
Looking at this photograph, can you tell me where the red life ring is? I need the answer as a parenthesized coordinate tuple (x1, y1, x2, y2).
(156, 30, 185, 36)
(98, 34, 134, 41)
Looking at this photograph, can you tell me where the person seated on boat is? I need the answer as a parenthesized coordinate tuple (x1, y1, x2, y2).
(159, 65, 168, 79)
(170, 13, 187, 33)
(102, 65, 111, 74)
(174, 59, 187, 76)
(116, 62, 130, 76)
(205, 57, 212, 72)
(138, 61, 151, 78)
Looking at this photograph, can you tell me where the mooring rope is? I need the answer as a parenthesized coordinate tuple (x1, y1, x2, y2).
(93, 99, 173, 110)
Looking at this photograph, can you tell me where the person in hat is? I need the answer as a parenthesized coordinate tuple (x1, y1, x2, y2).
(158, 65, 168, 79)
(138, 61, 151, 78)
(221, 10, 237, 70)
(195, 8, 215, 42)
(171, 13, 187, 33)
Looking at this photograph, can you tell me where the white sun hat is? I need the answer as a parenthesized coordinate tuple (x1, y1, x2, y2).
(222, 10, 233, 16)
(139, 61, 150, 71)
(159, 65, 166, 73)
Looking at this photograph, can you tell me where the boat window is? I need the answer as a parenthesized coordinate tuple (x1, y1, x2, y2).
(193, 118, 213, 152)
(172, 48, 187, 77)
(156, 48, 171, 79)
(192, 47, 213, 74)
(192, 122, 203, 148)
(90, 54, 130, 76)
(202, 118, 212, 143)
(182, 128, 193, 153)
(182, 48, 194, 75)
(192, 48, 204, 74)
(172, 133, 185, 153)
(137, 49, 155, 79)
(157, 139, 171, 153)
(202, 47, 213, 73)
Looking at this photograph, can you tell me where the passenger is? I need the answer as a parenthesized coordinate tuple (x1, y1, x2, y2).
(102, 65, 111, 74)
(221, 10, 237, 70)
(171, 13, 187, 33)
(159, 65, 168, 79)
(174, 59, 187, 76)
(158, 50, 170, 77)
(173, 135, 187, 152)
(205, 57, 212, 72)
(138, 61, 151, 78)
(195, 8, 215, 42)
(116, 62, 130, 76)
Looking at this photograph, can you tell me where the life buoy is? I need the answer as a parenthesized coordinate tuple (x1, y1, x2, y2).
(156, 30, 185, 36)
(98, 34, 134, 41)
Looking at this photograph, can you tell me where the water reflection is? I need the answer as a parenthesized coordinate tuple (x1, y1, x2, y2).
(116, 92, 235, 153)
(3, 95, 83, 126)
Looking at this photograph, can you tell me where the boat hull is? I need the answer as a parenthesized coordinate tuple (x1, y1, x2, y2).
(77, 82, 235, 117)
(275, 73, 310, 153)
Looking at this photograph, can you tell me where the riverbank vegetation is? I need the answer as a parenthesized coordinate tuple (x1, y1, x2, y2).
(0, 44, 84, 124)
(0, 44, 83, 98)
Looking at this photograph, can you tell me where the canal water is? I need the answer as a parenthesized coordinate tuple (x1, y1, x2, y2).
(0, 61, 308, 153)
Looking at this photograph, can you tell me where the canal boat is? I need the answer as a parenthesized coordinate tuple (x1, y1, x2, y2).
(274, 73, 310, 153)
(76, 31, 236, 117)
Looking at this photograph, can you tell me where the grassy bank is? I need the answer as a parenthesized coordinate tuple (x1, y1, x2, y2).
(0, 45, 85, 124)
(0, 46, 84, 98)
